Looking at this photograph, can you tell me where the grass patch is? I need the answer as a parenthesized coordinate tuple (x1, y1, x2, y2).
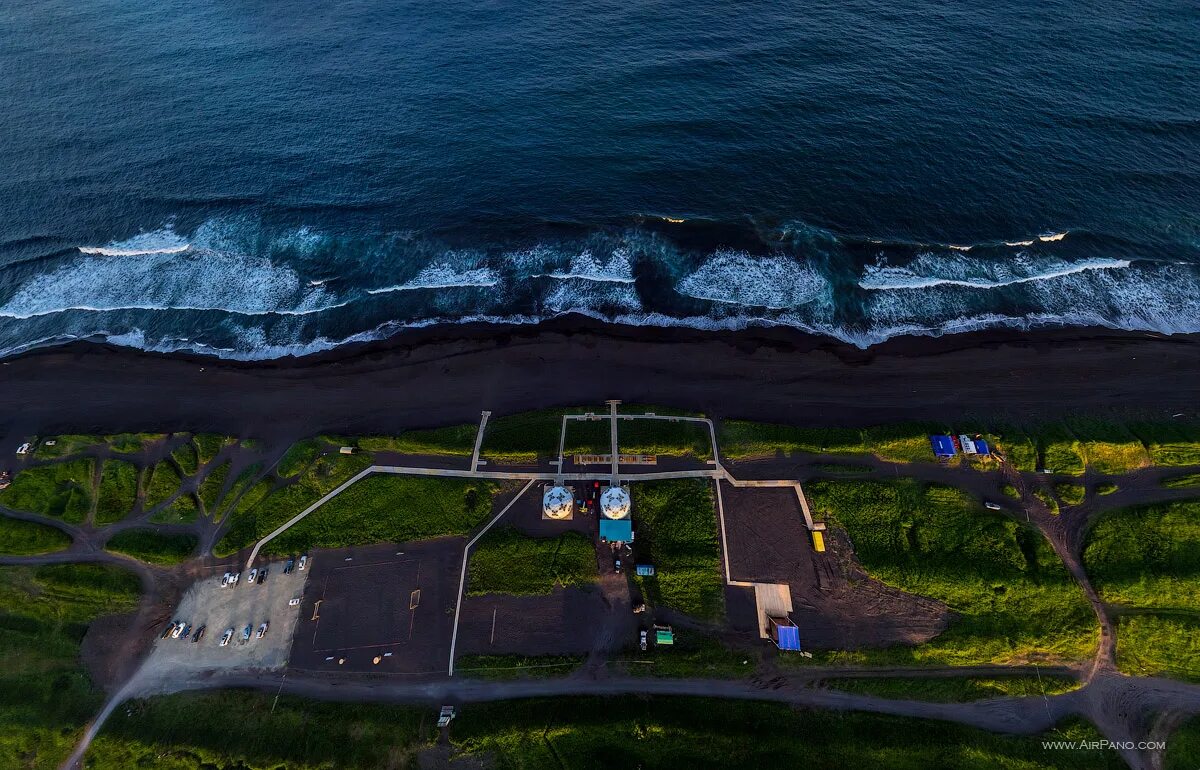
(1038, 424, 1085, 475)
(468, 527, 596, 596)
(1162, 473, 1200, 490)
(622, 633, 755, 678)
(1033, 488, 1060, 515)
(106, 529, 198, 565)
(218, 464, 497, 556)
(455, 655, 584, 680)
(629, 479, 724, 622)
(450, 697, 1122, 770)
(989, 428, 1038, 472)
(105, 433, 167, 454)
(1129, 421, 1200, 467)
(357, 425, 478, 456)
(719, 421, 866, 460)
(197, 460, 231, 516)
(170, 441, 198, 476)
(617, 415, 713, 459)
(1055, 483, 1086, 506)
(0, 459, 94, 523)
(276, 439, 322, 478)
(192, 434, 232, 465)
(481, 407, 591, 463)
(1066, 418, 1150, 474)
(1166, 713, 1200, 770)
(1001, 484, 1021, 500)
(807, 479, 1096, 665)
(1084, 500, 1200, 612)
(95, 459, 138, 525)
(0, 517, 71, 555)
(31, 434, 103, 460)
(143, 461, 196, 523)
(1096, 482, 1119, 495)
(0, 563, 140, 769)
(87, 690, 429, 769)
(824, 675, 1079, 702)
(1115, 613, 1200, 683)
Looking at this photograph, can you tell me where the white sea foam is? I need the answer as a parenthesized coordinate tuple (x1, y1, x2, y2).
(859, 255, 1129, 291)
(533, 249, 636, 283)
(366, 264, 499, 294)
(1039, 232, 1068, 242)
(78, 227, 191, 256)
(675, 250, 827, 309)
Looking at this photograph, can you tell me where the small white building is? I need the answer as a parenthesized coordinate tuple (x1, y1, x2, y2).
(600, 486, 631, 520)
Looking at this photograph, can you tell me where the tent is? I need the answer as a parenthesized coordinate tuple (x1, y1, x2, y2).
(600, 519, 633, 542)
(929, 434, 957, 458)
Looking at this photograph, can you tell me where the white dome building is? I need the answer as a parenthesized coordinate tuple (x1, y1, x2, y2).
(600, 486, 631, 520)
(542, 485, 573, 520)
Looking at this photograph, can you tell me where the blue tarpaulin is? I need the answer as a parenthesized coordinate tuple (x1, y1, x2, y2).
(929, 434, 957, 457)
(600, 519, 632, 542)
(974, 438, 991, 455)
(775, 624, 801, 651)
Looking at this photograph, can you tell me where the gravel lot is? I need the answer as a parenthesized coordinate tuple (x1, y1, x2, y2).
(140, 559, 309, 677)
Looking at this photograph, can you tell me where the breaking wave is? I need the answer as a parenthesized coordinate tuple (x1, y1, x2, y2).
(675, 250, 828, 309)
(77, 227, 191, 256)
(367, 264, 499, 294)
(860, 255, 1130, 291)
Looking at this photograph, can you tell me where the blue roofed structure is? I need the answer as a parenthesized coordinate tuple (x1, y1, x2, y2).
(767, 615, 801, 651)
(600, 519, 632, 542)
(974, 438, 991, 455)
(929, 434, 957, 458)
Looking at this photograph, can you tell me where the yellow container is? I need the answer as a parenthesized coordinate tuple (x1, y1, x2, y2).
(811, 530, 826, 553)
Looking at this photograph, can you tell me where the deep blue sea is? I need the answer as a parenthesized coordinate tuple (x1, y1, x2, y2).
(1, 0, 1197, 358)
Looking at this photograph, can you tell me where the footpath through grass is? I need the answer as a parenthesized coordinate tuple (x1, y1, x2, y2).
(468, 527, 596, 595)
(808, 479, 1096, 665)
(629, 479, 724, 622)
(450, 697, 1122, 770)
(88, 690, 430, 770)
(0, 563, 141, 769)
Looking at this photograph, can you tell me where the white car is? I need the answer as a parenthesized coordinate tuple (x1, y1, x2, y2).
(984, 501, 1002, 510)
(288, 598, 301, 606)
(171, 622, 185, 639)
(15, 442, 31, 455)
(257, 622, 269, 639)
(246, 568, 258, 585)
(221, 572, 232, 587)
(298, 555, 308, 571)
(219, 628, 233, 647)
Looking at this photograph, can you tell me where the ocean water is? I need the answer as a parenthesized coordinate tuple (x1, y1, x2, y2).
(1, 0, 1197, 358)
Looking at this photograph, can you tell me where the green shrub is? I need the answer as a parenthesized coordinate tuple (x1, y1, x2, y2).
(198, 460, 231, 516)
(1084, 500, 1200, 612)
(1033, 488, 1060, 515)
(1055, 483, 1085, 506)
(1001, 484, 1021, 500)
(0, 459, 94, 523)
(468, 528, 596, 595)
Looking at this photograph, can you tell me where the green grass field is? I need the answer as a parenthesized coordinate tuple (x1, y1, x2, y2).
(824, 675, 1079, 702)
(1166, 714, 1200, 770)
(141, 460, 198, 524)
(450, 698, 1122, 770)
(468, 527, 597, 596)
(197, 460, 231, 515)
(104, 433, 167, 454)
(0, 563, 141, 769)
(455, 654, 585, 679)
(276, 439, 323, 477)
(0, 517, 71, 555)
(1162, 473, 1200, 489)
(356, 424, 478, 456)
(807, 479, 1096, 665)
(105, 529, 198, 565)
(31, 435, 103, 460)
(1115, 613, 1200, 683)
(1129, 421, 1200, 467)
(1055, 482, 1086, 506)
(618, 415, 713, 459)
(0, 459, 94, 523)
(95, 459, 138, 525)
(481, 407, 591, 463)
(622, 632, 755, 678)
(1084, 500, 1200, 612)
(629, 479, 724, 622)
(216, 460, 498, 556)
(87, 691, 429, 770)
(719, 421, 867, 459)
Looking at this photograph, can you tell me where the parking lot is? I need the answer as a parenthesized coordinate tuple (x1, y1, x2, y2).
(140, 558, 310, 676)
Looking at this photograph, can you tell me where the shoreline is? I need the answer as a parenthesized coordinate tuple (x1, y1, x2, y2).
(1, 320, 1197, 445)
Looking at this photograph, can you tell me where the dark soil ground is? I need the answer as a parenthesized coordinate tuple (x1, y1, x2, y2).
(456, 584, 630, 657)
(719, 482, 948, 649)
(288, 540, 462, 675)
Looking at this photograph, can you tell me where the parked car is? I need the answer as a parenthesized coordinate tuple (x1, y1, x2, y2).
(288, 598, 301, 606)
(246, 568, 258, 585)
(178, 623, 191, 639)
(257, 568, 268, 584)
(192, 625, 206, 643)
(298, 555, 308, 571)
(614, 559, 623, 574)
(229, 572, 240, 586)
(241, 625, 252, 644)
(160, 622, 177, 639)
(219, 628, 233, 647)
(984, 501, 1002, 510)
(221, 572, 232, 587)
(257, 622, 269, 639)
(639, 630, 648, 651)
(284, 559, 295, 574)
(171, 622, 185, 639)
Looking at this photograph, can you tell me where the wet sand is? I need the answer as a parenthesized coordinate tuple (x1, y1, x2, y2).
(0, 319, 1197, 448)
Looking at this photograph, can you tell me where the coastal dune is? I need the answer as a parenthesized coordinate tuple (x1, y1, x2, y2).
(0, 321, 1197, 445)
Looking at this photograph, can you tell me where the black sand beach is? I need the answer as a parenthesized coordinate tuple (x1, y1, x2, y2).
(1, 319, 1197, 445)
